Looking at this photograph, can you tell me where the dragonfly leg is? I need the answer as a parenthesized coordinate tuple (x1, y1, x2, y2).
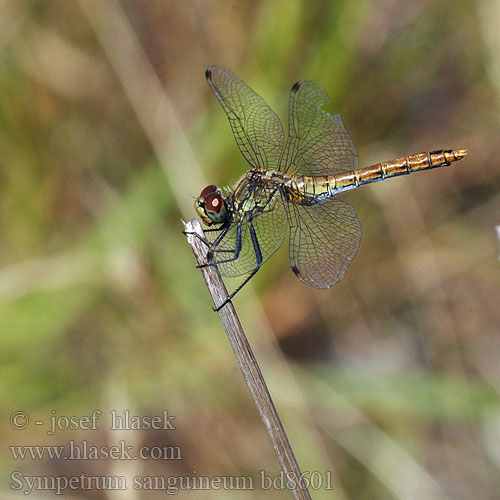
(198, 224, 243, 268)
(183, 222, 230, 246)
(184, 219, 235, 263)
(183, 230, 211, 247)
(214, 222, 263, 312)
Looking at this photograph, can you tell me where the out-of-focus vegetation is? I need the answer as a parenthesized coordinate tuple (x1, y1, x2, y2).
(1, 1, 499, 499)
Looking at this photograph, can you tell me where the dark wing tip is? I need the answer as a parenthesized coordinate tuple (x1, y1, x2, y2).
(291, 265, 301, 277)
(205, 67, 213, 81)
(291, 81, 302, 93)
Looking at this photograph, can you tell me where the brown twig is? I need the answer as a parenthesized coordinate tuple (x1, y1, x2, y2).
(184, 217, 312, 500)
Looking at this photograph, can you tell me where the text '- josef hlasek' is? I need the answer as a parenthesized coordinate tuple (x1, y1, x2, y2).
(10, 410, 176, 435)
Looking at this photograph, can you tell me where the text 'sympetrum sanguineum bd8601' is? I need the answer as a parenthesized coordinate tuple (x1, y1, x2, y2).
(193, 66, 467, 311)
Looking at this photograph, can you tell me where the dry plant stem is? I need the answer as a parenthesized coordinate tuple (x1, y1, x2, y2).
(184, 218, 312, 500)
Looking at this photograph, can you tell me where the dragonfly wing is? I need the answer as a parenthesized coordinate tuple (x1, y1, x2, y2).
(213, 197, 287, 278)
(281, 80, 358, 175)
(286, 198, 361, 288)
(206, 66, 285, 170)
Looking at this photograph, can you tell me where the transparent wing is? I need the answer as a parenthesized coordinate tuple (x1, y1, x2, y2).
(206, 66, 285, 170)
(286, 198, 361, 288)
(280, 80, 358, 175)
(212, 195, 287, 278)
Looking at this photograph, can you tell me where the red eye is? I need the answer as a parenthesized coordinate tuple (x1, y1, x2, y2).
(205, 192, 224, 213)
(200, 185, 217, 198)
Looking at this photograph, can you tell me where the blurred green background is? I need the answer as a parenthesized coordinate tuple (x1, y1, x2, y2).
(1, 1, 500, 499)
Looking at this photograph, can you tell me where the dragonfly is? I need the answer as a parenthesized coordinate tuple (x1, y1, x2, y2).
(194, 66, 467, 311)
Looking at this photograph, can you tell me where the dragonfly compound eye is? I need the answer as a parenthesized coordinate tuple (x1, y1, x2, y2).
(205, 193, 223, 212)
(199, 185, 218, 198)
(204, 192, 228, 223)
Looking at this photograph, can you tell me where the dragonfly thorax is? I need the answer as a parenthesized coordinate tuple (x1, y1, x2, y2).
(195, 184, 229, 226)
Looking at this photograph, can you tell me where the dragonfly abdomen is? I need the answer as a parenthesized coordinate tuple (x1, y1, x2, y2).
(332, 149, 467, 194)
(288, 149, 467, 203)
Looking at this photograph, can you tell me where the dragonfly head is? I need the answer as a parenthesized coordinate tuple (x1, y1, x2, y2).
(195, 185, 228, 226)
